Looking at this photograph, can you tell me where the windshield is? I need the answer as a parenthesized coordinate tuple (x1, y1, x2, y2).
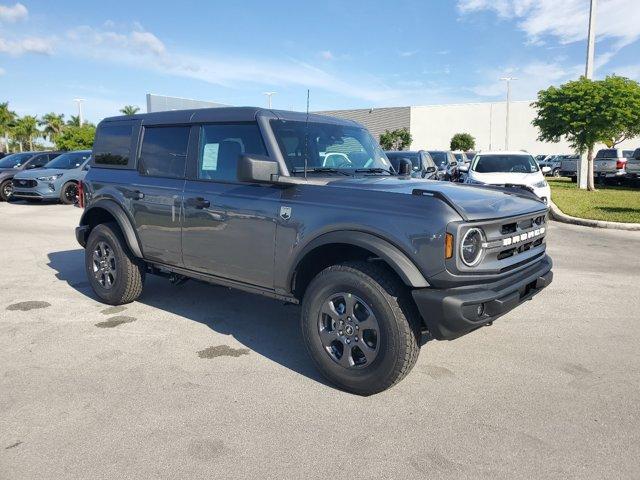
(472, 154, 539, 173)
(270, 120, 391, 174)
(386, 152, 421, 172)
(453, 153, 466, 162)
(44, 151, 91, 170)
(428, 151, 448, 167)
(0, 152, 34, 168)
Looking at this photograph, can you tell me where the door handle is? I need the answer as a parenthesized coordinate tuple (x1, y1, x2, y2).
(133, 190, 144, 200)
(187, 197, 210, 209)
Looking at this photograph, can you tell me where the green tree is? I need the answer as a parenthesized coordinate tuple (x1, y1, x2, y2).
(67, 115, 81, 127)
(379, 128, 412, 151)
(532, 75, 640, 191)
(120, 105, 140, 115)
(0, 102, 17, 153)
(55, 124, 96, 150)
(12, 115, 40, 151)
(39, 112, 66, 142)
(450, 132, 475, 151)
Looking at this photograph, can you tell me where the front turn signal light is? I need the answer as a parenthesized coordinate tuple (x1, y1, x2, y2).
(445, 233, 454, 259)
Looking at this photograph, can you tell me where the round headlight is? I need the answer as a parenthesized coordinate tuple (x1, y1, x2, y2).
(460, 228, 484, 266)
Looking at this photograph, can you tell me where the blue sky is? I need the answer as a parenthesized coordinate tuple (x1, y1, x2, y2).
(1, 0, 639, 123)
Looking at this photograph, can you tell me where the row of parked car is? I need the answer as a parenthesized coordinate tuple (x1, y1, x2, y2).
(0, 150, 91, 203)
(535, 148, 640, 186)
(384, 149, 551, 203)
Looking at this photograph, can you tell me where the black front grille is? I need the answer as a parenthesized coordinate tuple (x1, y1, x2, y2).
(13, 179, 37, 188)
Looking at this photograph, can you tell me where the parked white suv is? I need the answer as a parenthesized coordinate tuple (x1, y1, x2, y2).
(460, 151, 551, 203)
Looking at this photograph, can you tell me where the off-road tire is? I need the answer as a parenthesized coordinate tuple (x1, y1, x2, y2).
(301, 261, 421, 395)
(60, 181, 78, 205)
(0, 180, 12, 201)
(85, 222, 145, 305)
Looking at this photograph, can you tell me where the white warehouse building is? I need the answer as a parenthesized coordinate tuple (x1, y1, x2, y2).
(320, 101, 639, 155)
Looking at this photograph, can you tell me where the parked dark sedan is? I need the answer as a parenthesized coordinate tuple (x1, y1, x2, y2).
(0, 151, 62, 201)
(385, 150, 439, 179)
(427, 150, 459, 181)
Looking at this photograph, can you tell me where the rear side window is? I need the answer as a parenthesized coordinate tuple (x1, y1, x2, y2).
(623, 150, 634, 158)
(139, 126, 190, 178)
(94, 123, 133, 166)
(198, 123, 266, 181)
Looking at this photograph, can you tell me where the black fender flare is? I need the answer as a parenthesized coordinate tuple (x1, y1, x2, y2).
(290, 230, 429, 289)
(80, 199, 144, 258)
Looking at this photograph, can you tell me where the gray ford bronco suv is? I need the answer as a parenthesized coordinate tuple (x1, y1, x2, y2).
(76, 107, 553, 395)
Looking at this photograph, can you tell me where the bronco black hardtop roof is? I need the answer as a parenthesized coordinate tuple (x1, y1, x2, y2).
(100, 107, 362, 128)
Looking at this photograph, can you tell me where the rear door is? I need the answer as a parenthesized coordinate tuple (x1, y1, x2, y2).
(131, 124, 191, 266)
(181, 122, 280, 288)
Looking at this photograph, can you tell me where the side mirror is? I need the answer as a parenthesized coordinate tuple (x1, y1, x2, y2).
(397, 158, 412, 176)
(426, 166, 436, 173)
(541, 166, 551, 174)
(237, 154, 279, 183)
(458, 164, 469, 173)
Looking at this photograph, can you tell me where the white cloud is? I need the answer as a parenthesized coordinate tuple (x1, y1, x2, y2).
(0, 2, 27, 23)
(399, 50, 419, 57)
(130, 31, 165, 55)
(471, 60, 583, 99)
(0, 35, 54, 55)
(0, 66, 5, 75)
(319, 50, 334, 60)
(457, 0, 640, 66)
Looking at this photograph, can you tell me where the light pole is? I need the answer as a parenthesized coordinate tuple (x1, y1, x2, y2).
(499, 77, 517, 150)
(263, 92, 276, 109)
(579, 0, 597, 189)
(73, 98, 85, 126)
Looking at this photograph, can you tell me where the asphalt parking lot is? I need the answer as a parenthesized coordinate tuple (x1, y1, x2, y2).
(1, 201, 639, 480)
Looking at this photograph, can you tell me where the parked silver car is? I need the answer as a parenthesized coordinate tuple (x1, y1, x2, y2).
(593, 148, 634, 184)
(626, 148, 640, 186)
(11, 150, 92, 204)
(538, 155, 562, 177)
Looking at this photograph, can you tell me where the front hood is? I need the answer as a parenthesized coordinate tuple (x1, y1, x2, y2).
(13, 168, 64, 180)
(470, 171, 542, 186)
(326, 176, 546, 221)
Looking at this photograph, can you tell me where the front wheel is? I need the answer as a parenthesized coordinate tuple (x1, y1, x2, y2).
(552, 168, 560, 178)
(60, 181, 78, 204)
(85, 222, 145, 305)
(301, 261, 421, 395)
(0, 180, 12, 201)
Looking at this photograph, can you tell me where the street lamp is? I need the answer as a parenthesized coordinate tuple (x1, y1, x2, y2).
(579, 0, 597, 190)
(73, 98, 85, 126)
(263, 92, 276, 109)
(499, 77, 517, 150)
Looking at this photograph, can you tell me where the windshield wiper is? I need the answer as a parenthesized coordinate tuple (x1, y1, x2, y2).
(291, 167, 352, 176)
(354, 167, 394, 175)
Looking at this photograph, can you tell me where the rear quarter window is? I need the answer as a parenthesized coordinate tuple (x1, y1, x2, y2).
(93, 122, 135, 167)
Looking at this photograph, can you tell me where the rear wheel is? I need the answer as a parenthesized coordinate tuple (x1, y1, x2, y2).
(60, 181, 78, 205)
(570, 176, 577, 183)
(301, 261, 421, 395)
(0, 180, 12, 201)
(85, 222, 145, 305)
(552, 168, 560, 178)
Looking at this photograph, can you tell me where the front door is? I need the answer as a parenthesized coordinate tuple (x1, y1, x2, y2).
(131, 124, 191, 265)
(181, 123, 279, 288)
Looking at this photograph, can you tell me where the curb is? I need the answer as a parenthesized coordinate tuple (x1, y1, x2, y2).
(549, 201, 640, 231)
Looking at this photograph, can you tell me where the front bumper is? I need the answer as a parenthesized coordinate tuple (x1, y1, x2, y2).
(412, 256, 553, 340)
(12, 181, 59, 200)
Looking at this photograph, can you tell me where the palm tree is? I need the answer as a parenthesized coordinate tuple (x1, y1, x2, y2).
(67, 115, 81, 127)
(120, 105, 140, 115)
(13, 115, 40, 151)
(39, 112, 65, 142)
(0, 102, 17, 153)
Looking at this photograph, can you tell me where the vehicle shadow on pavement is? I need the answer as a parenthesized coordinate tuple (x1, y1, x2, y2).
(47, 249, 330, 387)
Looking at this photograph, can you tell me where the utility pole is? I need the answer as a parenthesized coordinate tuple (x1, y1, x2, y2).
(500, 77, 517, 150)
(73, 98, 85, 126)
(263, 92, 276, 109)
(579, 0, 597, 189)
